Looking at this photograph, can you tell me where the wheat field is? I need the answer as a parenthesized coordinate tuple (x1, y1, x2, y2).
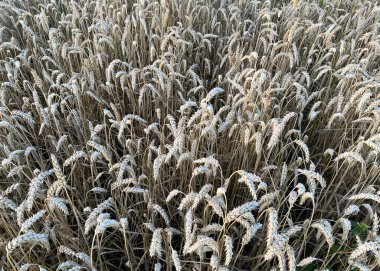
(0, 0, 380, 270)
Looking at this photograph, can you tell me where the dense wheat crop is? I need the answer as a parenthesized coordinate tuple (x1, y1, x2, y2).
(0, 0, 380, 270)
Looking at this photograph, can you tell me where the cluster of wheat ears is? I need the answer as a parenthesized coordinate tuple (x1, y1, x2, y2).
(0, 0, 380, 270)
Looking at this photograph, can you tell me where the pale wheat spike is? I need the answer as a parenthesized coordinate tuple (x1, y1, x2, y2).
(201, 223, 222, 233)
(149, 228, 163, 258)
(294, 139, 310, 162)
(242, 223, 262, 246)
(84, 198, 113, 234)
(266, 207, 278, 246)
(63, 150, 87, 167)
(339, 218, 352, 241)
(349, 240, 380, 260)
(153, 154, 166, 180)
(20, 210, 46, 233)
(171, 247, 181, 271)
(187, 235, 219, 255)
(95, 219, 120, 235)
(48, 197, 69, 215)
(297, 257, 319, 267)
(348, 260, 371, 271)
(225, 201, 259, 224)
(224, 235, 233, 266)
(286, 244, 296, 271)
(311, 220, 335, 248)
(166, 189, 182, 202)
(183, 208, 193, 253)
(206, 197, 224, 217)
(344, 204, 360, 216)
(7, 231, 50, 253)
(237, 173, 258, 200)
(210, 254, 219, 270)
(51, 154, 65, 185)
(280, 163, 287, 186)
(349, 193, 380, 203)
(152, 204, 170, 226)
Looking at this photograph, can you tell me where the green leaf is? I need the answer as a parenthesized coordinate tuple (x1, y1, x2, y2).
(351, 222, 369, 236)
(349, 243, 358, 249)
(330, 244, 345, 254)
(301, 264, 315, 271)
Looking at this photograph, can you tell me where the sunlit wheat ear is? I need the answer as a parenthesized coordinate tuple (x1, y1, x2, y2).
(285, 244, 296, 271)
(58, 246, 94, 269)
(266, 207, 278, 247)
(223, 235, 233, 266)
(87, 141, 112, 163)
(348, 260, 372, 271)
(225, 201, 259, 224)
(371, 213, 379, 238)
(50, 154, 65, 184)
(6, 231, 50, 253)
(84, 198, 113, 235)
(0, 195, 17, 211)
(344, 204, 360, 216)
(267, 120, 283, 151)
(183, 208, 193, 254)
(236, 171, 259, 200)
(1, 182, 19, 196)
(20, 210, 46, 233)
(95, 217, 120, 235)
(294, 139, 310, 162)
(48, 197, 69, 215)
(311, 220, 335, 248)
(19, 263, 48, 271)
(15, 200, 28, 227)
(349, 193, 380, 203)
(153, 154, 166, 181)
(63, 150, 87, 167)
(207, 252, 220, 269)
(206, 197, 224, 218)
(171, 247, 181, 271)
(149, 228, 163, 258)
(187, 235, 219, 255)
(258, 191, 279, 212)
(349, 239, 380, 261)
(297, 257, 319, 267)
(152, 204, 170, 226)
